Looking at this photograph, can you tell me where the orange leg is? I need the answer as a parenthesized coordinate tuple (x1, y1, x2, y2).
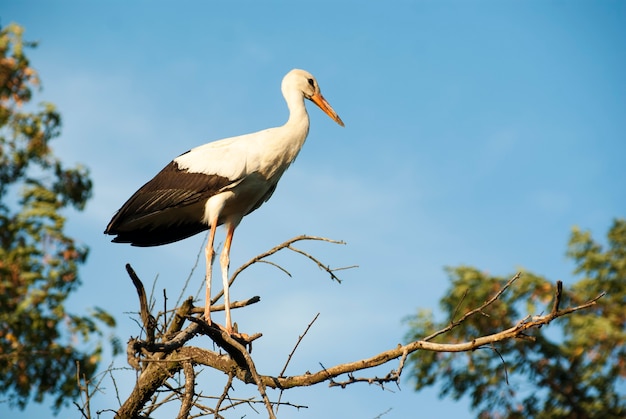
(220, 222, 236, 334)
(204, 217, 219, 325)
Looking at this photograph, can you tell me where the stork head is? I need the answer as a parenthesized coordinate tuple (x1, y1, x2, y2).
(282, 69, 344, 127)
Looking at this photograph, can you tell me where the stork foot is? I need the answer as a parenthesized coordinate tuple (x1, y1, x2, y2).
(203, 309, 212, 327)
(216, 321, 252, 342)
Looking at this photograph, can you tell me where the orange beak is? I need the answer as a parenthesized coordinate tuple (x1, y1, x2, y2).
(310, 92, 345, 127)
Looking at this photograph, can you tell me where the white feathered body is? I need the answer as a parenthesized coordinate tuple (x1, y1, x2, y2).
(105, 68, 341, 247)
(105, 113, 309, 246)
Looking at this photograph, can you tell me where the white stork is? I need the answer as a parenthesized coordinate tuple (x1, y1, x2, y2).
(105, 69, 344, 334)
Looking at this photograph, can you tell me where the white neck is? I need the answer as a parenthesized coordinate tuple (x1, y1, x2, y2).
(284, 89, 310, 136)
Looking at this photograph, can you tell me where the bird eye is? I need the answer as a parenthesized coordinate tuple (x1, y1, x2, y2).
(307, 78, 315, 88)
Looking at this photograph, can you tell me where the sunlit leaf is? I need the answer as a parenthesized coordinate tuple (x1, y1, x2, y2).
(0, 22, 117, 412)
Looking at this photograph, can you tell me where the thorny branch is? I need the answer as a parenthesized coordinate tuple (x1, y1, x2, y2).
(111, 236, 604, 418)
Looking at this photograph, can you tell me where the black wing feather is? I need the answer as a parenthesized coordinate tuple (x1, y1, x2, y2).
(105, 161, 232, 246)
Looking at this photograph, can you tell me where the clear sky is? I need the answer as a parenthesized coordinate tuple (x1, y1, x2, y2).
(4, 1, 626, 418)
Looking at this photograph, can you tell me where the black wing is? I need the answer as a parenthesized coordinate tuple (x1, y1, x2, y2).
(104, 161, 232, 246)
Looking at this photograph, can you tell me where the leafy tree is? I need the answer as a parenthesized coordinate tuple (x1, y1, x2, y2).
(405, 219, 626, 418)
(0, 23, 119, 411)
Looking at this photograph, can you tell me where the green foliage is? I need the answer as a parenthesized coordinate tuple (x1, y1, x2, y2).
(0, 23, 120, 411)
(405, 219, 626, 418)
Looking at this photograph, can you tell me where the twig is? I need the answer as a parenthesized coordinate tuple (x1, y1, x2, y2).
(551, 280, 563, 313)
(490, 345, 509, 385)
(287, 245, 343, 283)
(74, 360, 91, 419)
(276, 312, 321, 413)
(214, 371, 234, 418)
(396, 348, 408, 384)
(254, 259, 293, 277)
(279, 312, 320, 377)
(372, 407, 393, 419)
(198, 394, 305, 417)
(329, 372, 400, 390)
(108, 366, 124, 407)
(163, 297, 195, 340)
(163, 288, 168, 332)
(329, 348, 407, 390)
(211, 235, 348, 304)
(176, 234, 206, 308)
(450, 288, 470, 323)
(423, 272, 522, 342)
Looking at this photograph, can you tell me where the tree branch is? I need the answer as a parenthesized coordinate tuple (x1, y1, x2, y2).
(126, 263, 156, 344)
(279, 312, 320, 378)
(176, 361, 194, 419)
(211, 235, 351, 304)
(177, 278, 603, 391)
(424, 272, 522, 342)
(114, 244, 605, 418)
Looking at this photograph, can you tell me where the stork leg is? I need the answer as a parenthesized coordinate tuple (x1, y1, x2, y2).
(204, 217, 219, 325)
(220, 222, 236, 334)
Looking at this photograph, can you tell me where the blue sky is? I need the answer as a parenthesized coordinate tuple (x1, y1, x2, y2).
(4, 1, 626, 418)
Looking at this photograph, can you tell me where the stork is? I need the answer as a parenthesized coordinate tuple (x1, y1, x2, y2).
(105, 69, 344, 334)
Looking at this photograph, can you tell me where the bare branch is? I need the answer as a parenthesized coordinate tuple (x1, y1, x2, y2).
(450, 288, 470, 324)
(191, 296, 261, 316)
(423, 272, 522, 342)
(328, 348, 407, 390)
(255, 259, 293, 277)
(126, 263, 156, 344)
(279, 312, 320, 378)
(372, 407, 394, 419)
(74, 360, 91, 419)
(286, 244, 344, 283)
(111, 239, 605, 419)
(552, 280, 563, 313)
(214, 371, 234, 418)
(276, 313, 320, 414)
(211, 235, 348, 304)
(209, 327, 276, 419)
(175, 234, 206, 309)
(176, 361, 195, 419)
(180, 282, 603, 391)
